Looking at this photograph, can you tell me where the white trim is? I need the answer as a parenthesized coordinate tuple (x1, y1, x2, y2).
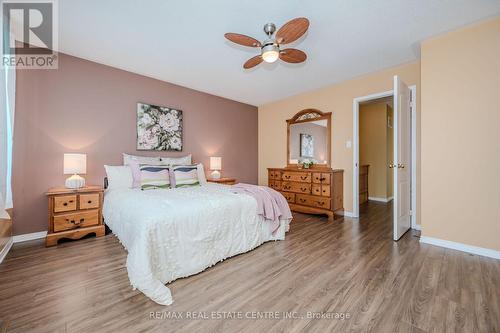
(341, 211, 355, 218)
(420, 236, 500, 260)
(368, 196, 393, 203)
(0, 237, 13, 264)
(13, 231, 47, 243)
(412, 224, 421, 231)
(352, 85, 418, 229)
(352, 89, 393, 218)
(409, 85, 418, 230)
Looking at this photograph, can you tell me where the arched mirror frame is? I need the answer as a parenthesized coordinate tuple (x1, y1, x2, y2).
(286, 109, 332, 169)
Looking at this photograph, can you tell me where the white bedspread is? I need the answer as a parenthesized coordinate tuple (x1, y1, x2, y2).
(103, 183, 290, 305)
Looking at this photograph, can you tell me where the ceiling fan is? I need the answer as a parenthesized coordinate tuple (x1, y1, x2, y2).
(224, 17, 310, 69)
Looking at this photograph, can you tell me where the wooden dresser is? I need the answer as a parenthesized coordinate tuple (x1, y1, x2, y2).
(359, 165, 370, 204)
(46, 186, 105, 246)
(268, 168, 344, 220)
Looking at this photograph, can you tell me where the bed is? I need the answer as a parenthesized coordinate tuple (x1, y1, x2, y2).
(103, 182, 291, 305)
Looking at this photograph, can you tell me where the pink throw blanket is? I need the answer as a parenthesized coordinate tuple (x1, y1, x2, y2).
(231, 183, 293, 234)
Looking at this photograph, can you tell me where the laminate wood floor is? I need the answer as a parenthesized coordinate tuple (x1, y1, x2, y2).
(0, 202, 499, 333)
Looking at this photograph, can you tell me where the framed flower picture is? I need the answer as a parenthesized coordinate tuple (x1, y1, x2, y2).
(300, 133, 314, 158)
(137, 102, 183, 151)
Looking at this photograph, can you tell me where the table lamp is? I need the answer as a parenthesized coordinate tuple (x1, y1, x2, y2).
(210, 156, 222, 179)
(64, 153, 86, 189)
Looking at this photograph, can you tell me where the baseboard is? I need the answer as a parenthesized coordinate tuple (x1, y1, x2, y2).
(368, 196, 393, 203)
(412, 224, 421, 231)
(341, 211, 354, 218)
(0, 237, 13, 264)
(13, 231, 47, 243)
(420, 236, 500, 260)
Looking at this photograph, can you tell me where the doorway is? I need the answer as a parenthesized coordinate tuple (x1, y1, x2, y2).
(358, 96, 394, 208)
(352, 80, 418, 240)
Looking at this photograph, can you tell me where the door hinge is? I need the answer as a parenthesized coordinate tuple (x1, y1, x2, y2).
(409, 210, 413, 216)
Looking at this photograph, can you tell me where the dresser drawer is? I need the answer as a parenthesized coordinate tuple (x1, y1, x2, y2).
(269, 180, 282, 191)
(280, 192, 295, 204)
(282, 172, 311, 183)
(312, 173, 331, 184)
(79, 193, 100, 209)
(53, 195, 77, 213)
(53, 209, 100, 232)
(296, 194, 331, 210)
(269, 170, 281, 180)
(282, 182, 311, 194)
(312, 184, 321, 196)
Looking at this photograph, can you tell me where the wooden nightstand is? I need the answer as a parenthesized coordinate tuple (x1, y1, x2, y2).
(46, 185, 105, 247)
(207, 177, 237, 185)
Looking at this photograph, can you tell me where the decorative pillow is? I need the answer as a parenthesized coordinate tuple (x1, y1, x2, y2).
(159, 154, 192, 166)
(104, 165, 133, 190)
(172, 165, 200, 188)
(140, 165, 170, 190)
(123, 153, 161, 166)
(196, 163, 207, 185)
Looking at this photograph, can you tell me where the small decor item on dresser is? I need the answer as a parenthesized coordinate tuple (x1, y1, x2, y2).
(137, 102, 183, 151)
(64, 153, 86, 189)
(46, 185, 105, 246)
(207, 177, 236, 185)
(210, 156, 222, 179)
(301, 159, 314, 169)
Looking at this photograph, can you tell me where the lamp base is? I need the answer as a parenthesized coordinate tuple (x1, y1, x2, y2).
(65, 174, 85, 189)
(210, 170, 221, 179)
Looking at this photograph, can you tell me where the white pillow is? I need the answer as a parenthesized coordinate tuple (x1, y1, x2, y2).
(123, 153, 161, 166)
(197, 163, 207, 185)
(160, 154, 192, 166)
(104, 165, 133, 190)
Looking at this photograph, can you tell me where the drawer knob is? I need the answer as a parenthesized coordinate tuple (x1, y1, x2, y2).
(63, 202, 68, 206)
(320, 177, 326, 181)
(299, 199, 306, 203)
(300, 176, 307, 180)
(316, 201, 325, 206)
(87, 200, 92, 204)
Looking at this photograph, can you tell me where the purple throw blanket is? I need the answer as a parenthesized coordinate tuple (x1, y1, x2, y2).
(231, 183, 293, 234)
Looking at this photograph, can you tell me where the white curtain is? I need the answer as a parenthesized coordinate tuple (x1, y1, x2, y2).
(0, 59, 16, 217)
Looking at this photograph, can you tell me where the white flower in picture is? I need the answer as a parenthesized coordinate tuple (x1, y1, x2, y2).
(137, 103, 183, 151)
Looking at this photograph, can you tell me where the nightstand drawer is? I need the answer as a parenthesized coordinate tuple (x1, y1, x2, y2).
(53, 210, 99, 232)
(53, 195, 77, 213)
(79, 193, 100, 209)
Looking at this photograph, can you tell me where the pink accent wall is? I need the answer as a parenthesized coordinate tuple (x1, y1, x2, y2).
(13, 52, 257, 235)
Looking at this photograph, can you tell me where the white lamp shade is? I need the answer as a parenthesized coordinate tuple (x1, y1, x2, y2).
(210, 156, 221, 171)
(64, 153, 87, 175)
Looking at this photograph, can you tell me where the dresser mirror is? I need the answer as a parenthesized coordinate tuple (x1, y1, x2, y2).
(287, 109, 331, 168)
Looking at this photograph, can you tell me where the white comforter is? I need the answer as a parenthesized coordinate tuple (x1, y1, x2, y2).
(103, 183, 290, 305)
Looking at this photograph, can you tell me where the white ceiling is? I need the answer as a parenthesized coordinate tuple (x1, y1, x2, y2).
(58, 1, 500, 106)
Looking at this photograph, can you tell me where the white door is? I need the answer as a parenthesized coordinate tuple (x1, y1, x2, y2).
(393, 76, 411, 241)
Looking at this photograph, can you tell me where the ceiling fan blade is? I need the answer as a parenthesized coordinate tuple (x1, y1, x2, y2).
(224, 33, 261, 47)
(279, 49, 307, 64)
(276, 18, 309, 44)
(243, 55, 263, 69)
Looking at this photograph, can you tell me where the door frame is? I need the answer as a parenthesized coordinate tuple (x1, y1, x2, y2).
(352, 85, 418, 229)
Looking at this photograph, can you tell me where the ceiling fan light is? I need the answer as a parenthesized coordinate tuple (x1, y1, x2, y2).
(261, 44, 279, 63)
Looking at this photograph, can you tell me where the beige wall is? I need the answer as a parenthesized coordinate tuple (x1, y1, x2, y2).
(359, 101, 392, 199)
(258, 61, 420, 218)
(421, 17, 500, 251)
